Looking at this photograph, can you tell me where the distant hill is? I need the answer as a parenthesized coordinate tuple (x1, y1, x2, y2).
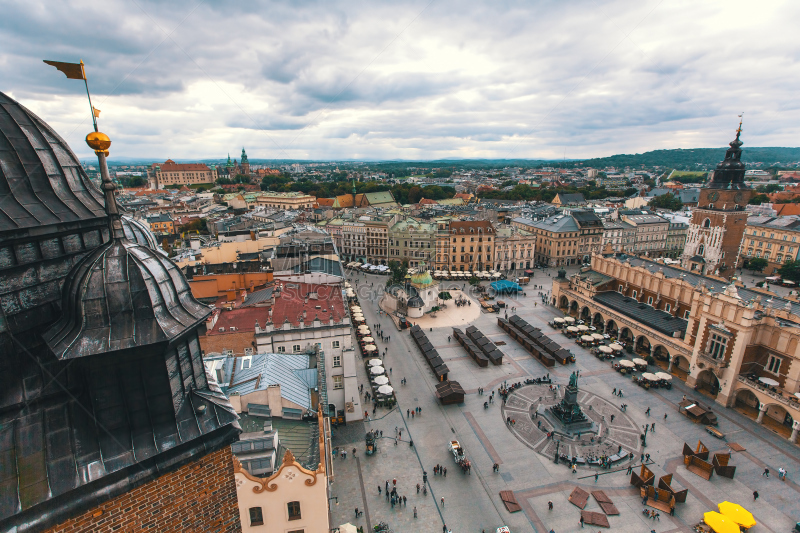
(548, 147, 800, 171)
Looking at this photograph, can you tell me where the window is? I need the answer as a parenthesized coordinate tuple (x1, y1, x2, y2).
(665, 303, 671, 312)
(707, 332, 728, 360)
(249, 507, 264, 526)
(631, 290, 637, 298)
(684, 310, 690, 319)
(293, 344, 301, 352)
(333, 375, 344, 389)
(764, 354, 783, 376)
(647, 296, 653, 305)
(332, 340, 340, 349)
(332, 355, 342, 368)
(277, 346, 286, 353)
(288, 501, 302, 521)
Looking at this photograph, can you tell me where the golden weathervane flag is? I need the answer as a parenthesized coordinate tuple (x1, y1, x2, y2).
(92, 107, 101, 118)
(43, 60, 86, 80)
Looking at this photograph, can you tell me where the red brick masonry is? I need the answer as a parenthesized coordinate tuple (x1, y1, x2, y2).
(44, 446, 242, 533)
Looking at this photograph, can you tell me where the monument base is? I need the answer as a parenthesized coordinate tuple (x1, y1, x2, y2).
(537, 405, 596, 437)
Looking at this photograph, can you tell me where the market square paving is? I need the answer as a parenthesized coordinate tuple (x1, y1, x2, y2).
(330, 268, 800, 533)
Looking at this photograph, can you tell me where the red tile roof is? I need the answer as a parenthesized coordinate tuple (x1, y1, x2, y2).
(773, 203, 800, 216)
(157, 159, 212, 172)
(206, 307, 269, 335)
(271, 283, 345, 327)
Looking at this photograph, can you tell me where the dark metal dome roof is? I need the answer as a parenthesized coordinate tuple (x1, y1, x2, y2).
(43, 237, 211, 359)
(408, 296, 425, 308)
(0, 91, 106, 231)
(121, 214, 165, 253)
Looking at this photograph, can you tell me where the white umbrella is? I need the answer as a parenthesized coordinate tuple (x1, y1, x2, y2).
(492, 273, 501, 278)
(377, 384, 394, 395)
(632, 358, 648, 366)
(564, 317, 575, 323)
(656, 372, 672, 381)
(370, 365, 385, 375)
(641, 372, 658, 381)
(368, 358, 383, 366)
(610, 343, 623, 351)
(599, 346, 613, 354)
(566, 326, 579, 332)
(373, 375, 389, 385)
(338, 523, 358, 533)
(581, 335, 594, 342)
(554, 317, 565, 323)
(759, 376, 780, 387)
(577, 325, 589, 331)
(352, 316, 365, 322)
(351, 306, 362, 312)
(364, 344, 377, 352)
(357, 325, 370, 332)
(592, 333, 605, 341)
(362, 336, 375, 343)
(619, 360, 635, 368)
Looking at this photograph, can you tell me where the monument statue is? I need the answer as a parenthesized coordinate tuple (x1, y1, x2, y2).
(569, 371, 578, 389)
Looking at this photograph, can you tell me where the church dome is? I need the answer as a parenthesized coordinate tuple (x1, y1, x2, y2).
(410, 268, 434, 287)
(407, 296, 424, 308)
(121, 214, 165, 253)
(0, 92, 107, 231)
(43, 237, 211, 359)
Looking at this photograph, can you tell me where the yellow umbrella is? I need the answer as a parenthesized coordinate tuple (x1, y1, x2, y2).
(718, 502, 756, 529)
(703, 511, 741, 533)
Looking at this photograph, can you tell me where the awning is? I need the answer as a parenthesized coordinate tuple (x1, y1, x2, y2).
(703, 511, 741, 533)
(718, 502, 756, 529)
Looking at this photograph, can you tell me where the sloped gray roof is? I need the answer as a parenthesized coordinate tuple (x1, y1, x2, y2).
(594, 291, 688, 336)
(228, 353, 314, 409)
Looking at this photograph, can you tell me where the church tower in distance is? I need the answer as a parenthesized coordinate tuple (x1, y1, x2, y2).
(681, 121, 753, 278)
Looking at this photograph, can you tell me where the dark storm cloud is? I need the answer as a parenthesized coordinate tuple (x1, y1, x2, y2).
(2, 0, 800, 159)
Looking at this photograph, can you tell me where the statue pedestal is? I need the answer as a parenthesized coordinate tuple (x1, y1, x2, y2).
(541, 384, 596, 436)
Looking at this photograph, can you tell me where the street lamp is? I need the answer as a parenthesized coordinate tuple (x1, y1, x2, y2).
(554, 440, 560, 463)
(641, 424, 649, 447)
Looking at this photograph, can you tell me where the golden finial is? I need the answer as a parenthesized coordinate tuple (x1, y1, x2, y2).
(737, 112, 744, 135)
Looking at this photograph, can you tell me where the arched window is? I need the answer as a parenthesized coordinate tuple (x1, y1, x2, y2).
(702, 218, 711, 228)
(698, 244, 705, 255)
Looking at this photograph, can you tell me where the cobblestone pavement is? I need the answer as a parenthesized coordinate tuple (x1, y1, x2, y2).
(330, 267, 800, 533)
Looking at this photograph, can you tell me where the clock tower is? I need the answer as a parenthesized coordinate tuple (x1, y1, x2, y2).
(681, 122, 753, 278)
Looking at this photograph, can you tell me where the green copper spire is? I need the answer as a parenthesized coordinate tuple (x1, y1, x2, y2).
(225, 153, 233, 168)
(241, 147, 248, 164)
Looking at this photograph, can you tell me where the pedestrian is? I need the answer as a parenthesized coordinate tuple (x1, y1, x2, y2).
(395, 438, 397, 446)
(651, 423, 655, 432)
(645, 407, 650, 416)
(664, 413, 668, 420)
(627, 464, 632, 475)
(753, 490, 759, 501)
(779, 467, 786, 480)
(378, 484, 382, 495)
(548, 500, 553, 510)
(612, 388, 616, 396)
(595, 472, 599, 482)
(441, 496, 445, 507)
(390, 368, 392, 375)
(414, 506, 417, 518)
(580, 515, 585, 528)
(763, 468, 770, 477)
(412, 410, 415, 419)
(444, 467, 447, 477)
(407, 408, 410, 417)
(416, 483, 420, 493)
(403, 495, 407, 507)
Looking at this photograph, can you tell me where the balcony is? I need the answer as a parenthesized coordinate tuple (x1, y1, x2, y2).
(736, 375, 800, 413)
(696, 350, 729, 377)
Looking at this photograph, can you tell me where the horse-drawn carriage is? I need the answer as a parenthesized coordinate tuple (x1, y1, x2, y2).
(449, 439, 472, 474)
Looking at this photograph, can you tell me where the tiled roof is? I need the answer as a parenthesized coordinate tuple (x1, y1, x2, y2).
(242, 287, 275, 308)
(593, 291, 688, 336)
(272, 282, 346, 327)
(159, 160, 211, 171)
(207, 307, 269, 335)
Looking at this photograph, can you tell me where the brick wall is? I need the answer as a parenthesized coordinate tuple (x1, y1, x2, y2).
(44, 446, 242, 533)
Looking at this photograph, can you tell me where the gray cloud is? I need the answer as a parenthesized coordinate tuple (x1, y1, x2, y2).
(3, 0, 800, 160)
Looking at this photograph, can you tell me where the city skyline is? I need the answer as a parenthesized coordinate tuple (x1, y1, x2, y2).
(4, 0, 800, 160)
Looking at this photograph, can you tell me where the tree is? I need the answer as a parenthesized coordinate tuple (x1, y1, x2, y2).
(746, 257, 768, 273)
(407, 186, 423, 204)
(778, 260, 800, 282)
(648, 193, 683, 211)
(756, 184, 782, 193)
(468, 276, 480, 286)
(749, 194, 769, 205)
(386, 259, 409, 286)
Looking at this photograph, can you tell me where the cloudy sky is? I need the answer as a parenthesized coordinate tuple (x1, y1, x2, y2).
(2, 0, 799, 161)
